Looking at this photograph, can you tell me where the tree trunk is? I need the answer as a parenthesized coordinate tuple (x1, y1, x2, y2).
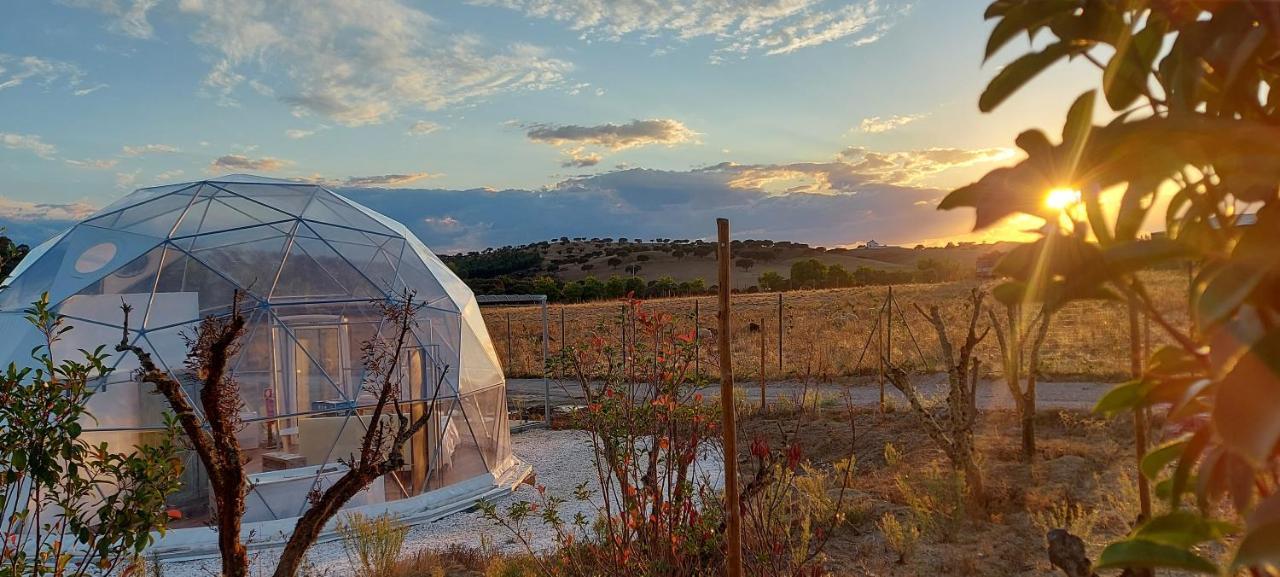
(273, 469, 383, 577)
(963, 459, 986, 513)
(215, 487, 249, 577)
(1021, 391, 1036, 461)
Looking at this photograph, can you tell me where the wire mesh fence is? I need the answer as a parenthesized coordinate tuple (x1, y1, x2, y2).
(481, 268, 1191, 384)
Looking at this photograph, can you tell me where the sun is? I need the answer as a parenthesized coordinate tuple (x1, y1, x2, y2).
(1045, 187, 1081, 211)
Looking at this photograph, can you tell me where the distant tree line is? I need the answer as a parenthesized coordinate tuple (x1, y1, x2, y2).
(757, 257, 966, 292)
(467, 274, 708, 302)
(0, 233, 30, 282)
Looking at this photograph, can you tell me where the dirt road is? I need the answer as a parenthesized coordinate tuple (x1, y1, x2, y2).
(507, 375, 1113, 413)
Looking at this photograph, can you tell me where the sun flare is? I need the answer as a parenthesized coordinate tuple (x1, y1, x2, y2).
(1045, 187, 1082, 210)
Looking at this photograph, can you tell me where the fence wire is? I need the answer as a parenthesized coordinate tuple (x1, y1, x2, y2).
(481, 269, 1191, 384)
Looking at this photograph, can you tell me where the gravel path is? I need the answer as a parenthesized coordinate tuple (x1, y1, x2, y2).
(509, 376, 1114, 413)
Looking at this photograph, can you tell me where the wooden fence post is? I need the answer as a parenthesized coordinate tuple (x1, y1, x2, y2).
(777, 292, 784, 374)
(1128, 292, 1152, 521)
(716, 218, 743, 577)
(694, 299, 701, 381)
(760, 316, 767, 409)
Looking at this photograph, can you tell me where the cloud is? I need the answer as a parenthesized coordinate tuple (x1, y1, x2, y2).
(333, 173, 438, 187)
(115, 170, 141, 190)
(61, 0, 161, 39)
(0, 197, 98, 222)
(474, 0, 904, 59)
(178, 0, 571, 126)
(121, 143, 180, 156)
(856, 113, 926, 134)
(526, 118, 697, 150)
(285, 126, 327, 139)
(561, 148, 601, 168)
(154, 169, 186, 181)
(0, 54, 84, 92)
(73, 83, 109, 96)
(1, 133, 57, 159)
(752, 2, 887, 55)
(407, 120, 443, 135)
(3, 142, 1015, 253)
(65, 158, 119, 169)
(209, 154, 291, 173)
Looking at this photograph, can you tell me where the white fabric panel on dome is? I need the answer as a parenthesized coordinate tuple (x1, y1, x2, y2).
(1, 226, 164, 311)
(1, 229, 67, 288)
(457, 300, 505, 395)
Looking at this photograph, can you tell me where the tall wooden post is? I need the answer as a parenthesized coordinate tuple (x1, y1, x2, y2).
(694, 299, 701, 381)
(777, 292, 784, 374)
(760, 316, 767, 409)
(621, 304, 629, 381)
(716, 218, 743, 577)
(541, 299, 551, 426)
(886, 286, 893, 368)
(877, 295, 885, 413)
(1128, 292, 1152, 520)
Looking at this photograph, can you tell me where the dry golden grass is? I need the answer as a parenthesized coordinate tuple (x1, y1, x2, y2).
(482, 270, 1190, 381)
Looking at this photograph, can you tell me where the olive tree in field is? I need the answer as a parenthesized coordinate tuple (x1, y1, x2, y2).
(987, 302, 1051, 462)
(946, 1, 1280, 572)
(1, 295, 182, 577)
(884, 289, 988, 511)
(116, 292, 448, 577)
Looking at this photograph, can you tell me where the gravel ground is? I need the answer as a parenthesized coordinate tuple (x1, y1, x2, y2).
(162, 428, 721, 577)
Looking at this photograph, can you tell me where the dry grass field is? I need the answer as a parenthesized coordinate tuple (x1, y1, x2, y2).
(482, 269, 1191, 382)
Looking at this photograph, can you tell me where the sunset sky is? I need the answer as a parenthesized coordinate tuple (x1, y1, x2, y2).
(0, 0, 1101, 251)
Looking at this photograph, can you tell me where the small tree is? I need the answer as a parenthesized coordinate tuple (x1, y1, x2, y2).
(735, 258, 754, 272)
(117, 296, 252, 577)
(987, 302, 1052, 462)
(1, 295, 182, 577)
(884, 289, 988, 510)
(607, 257, 623, 269)
(273, 296, 450, 577)
(116, 292, 451, 577)
(758, 271, 787, 292)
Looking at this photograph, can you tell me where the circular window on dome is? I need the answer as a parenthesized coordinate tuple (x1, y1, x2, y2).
(74, 242, 117, 274)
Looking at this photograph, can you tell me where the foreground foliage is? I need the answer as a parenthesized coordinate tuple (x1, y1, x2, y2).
(0, 295, 181, 577)
(483, 298, 853, 576)
(948, 1, 1280, 572)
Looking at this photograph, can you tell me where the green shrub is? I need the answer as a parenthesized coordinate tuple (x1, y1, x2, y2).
(337, 512, 410, 577)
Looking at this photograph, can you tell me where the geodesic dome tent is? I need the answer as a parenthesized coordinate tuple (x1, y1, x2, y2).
(0, 175, 524, 553)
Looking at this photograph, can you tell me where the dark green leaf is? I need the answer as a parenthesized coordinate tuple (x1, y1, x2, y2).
(984, 0, 1079, 61)
(980, 42, 1074, 112)
(1102, 15, 1167, 110)
(1094, 379, 1147, 415)
(1196, 260, 1267, 330)
(1096, 538, 1218, 573)
(1142, 439, 1187, 481)
(1134, 510, 1234, 549)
